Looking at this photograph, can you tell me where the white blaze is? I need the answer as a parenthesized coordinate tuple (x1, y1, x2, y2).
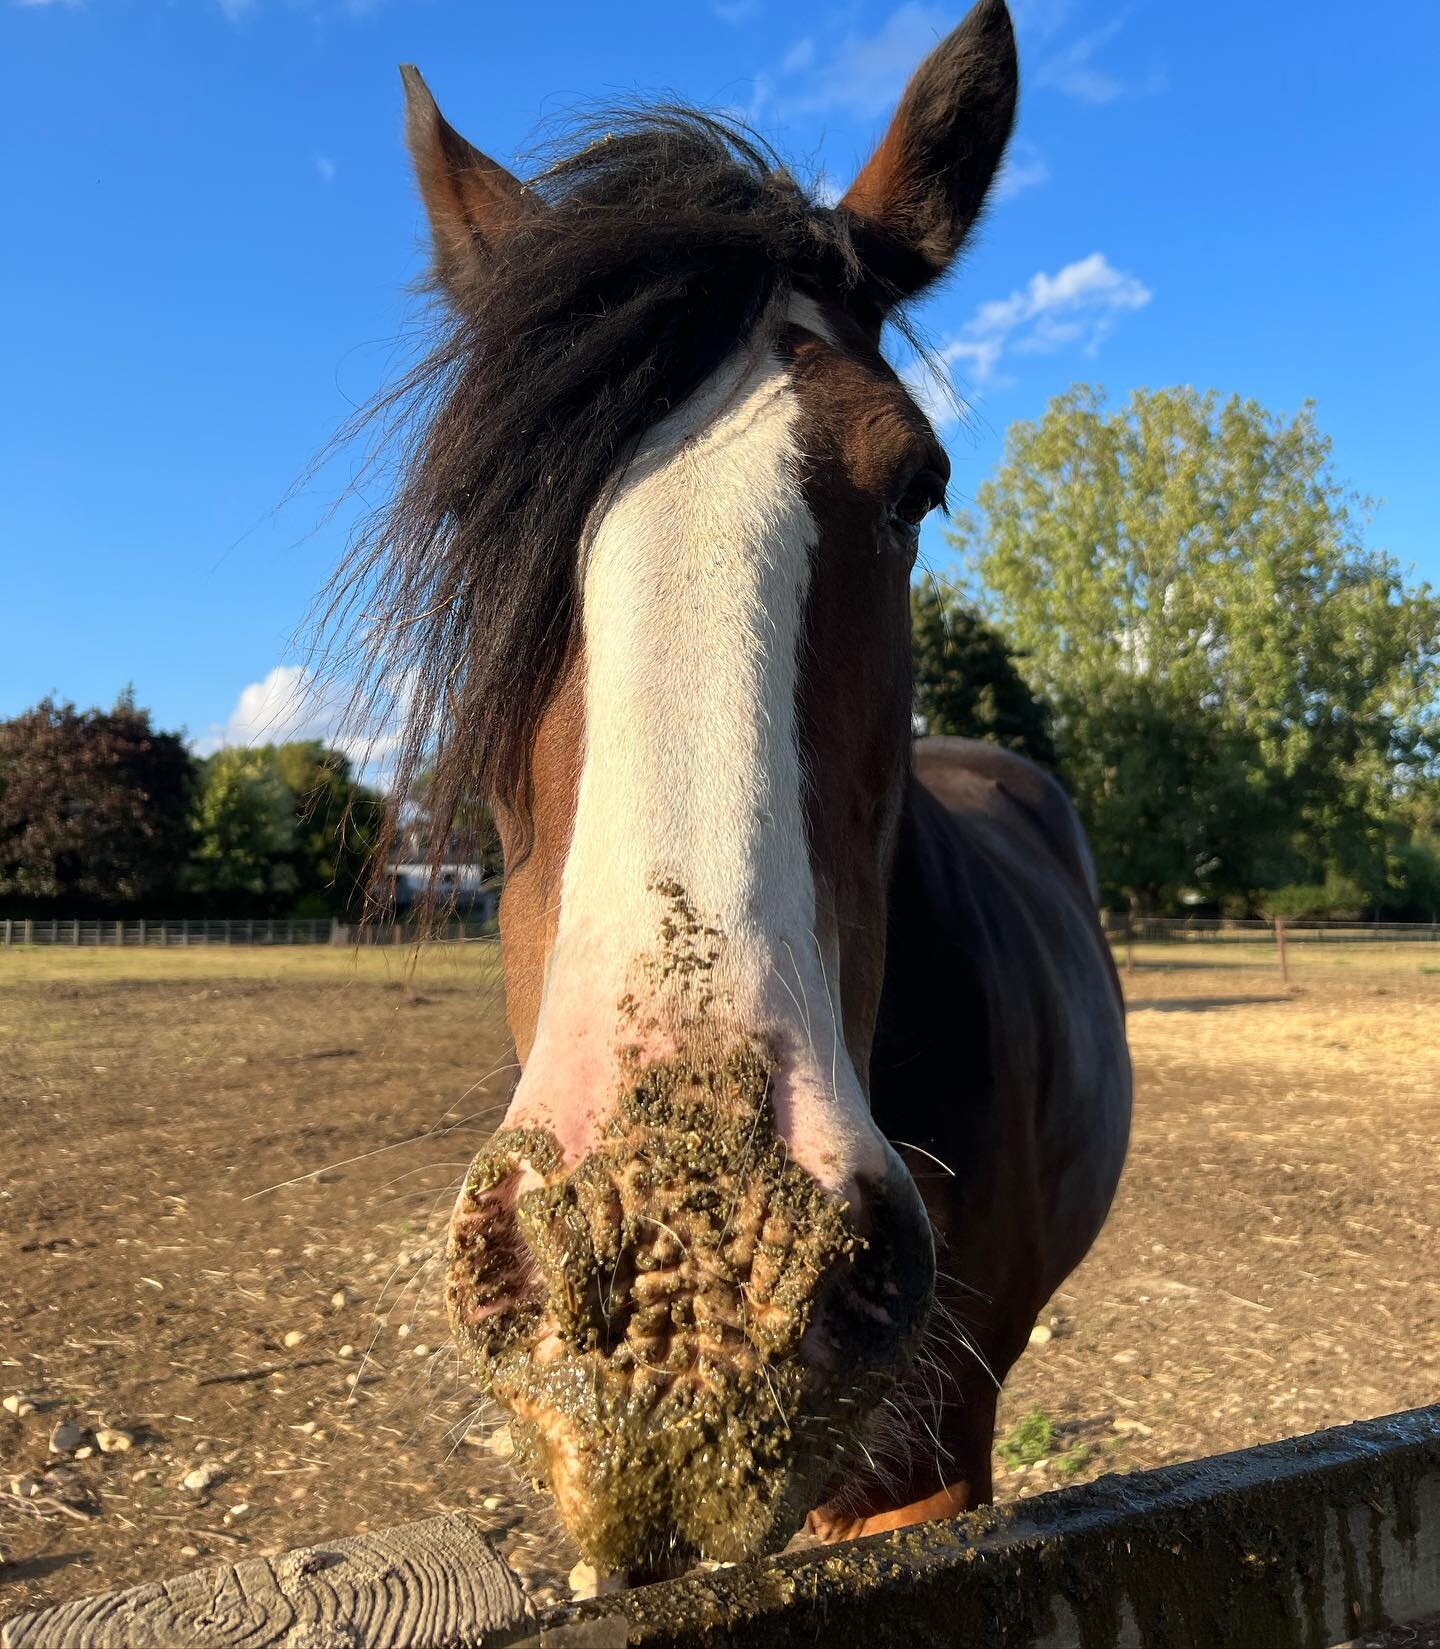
(508, 303, 891, 1197)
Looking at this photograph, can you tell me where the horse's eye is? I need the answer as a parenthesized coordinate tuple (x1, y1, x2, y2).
(886, 467, 947, 534)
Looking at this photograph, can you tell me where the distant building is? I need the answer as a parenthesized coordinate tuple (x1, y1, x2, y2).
(386, 861, 499, 920)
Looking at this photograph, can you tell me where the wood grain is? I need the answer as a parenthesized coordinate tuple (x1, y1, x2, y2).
(1, 1514, 531, 1649)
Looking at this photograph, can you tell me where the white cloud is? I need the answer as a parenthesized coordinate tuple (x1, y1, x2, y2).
(196, 665, 327, 755)
(750, 3, 949, 123)
(196, 664, 404, 784)
(910, 251, 1151, 415)
(1009, 0, 1076, 38)
(315, 154, 337, 184)
(993, 139, 1050, 202)
(1035, 14, 1167, 105)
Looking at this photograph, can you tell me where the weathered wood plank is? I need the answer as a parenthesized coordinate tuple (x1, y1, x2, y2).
(1, 1513, 531, 1649)
(530, 1405, 1440, 1649)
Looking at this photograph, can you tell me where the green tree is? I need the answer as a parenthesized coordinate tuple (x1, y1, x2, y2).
(185, 748, 300, 914)
(909, 581, 1057, 768)
(950, 385, 1440, 913)
(186, 742, 384, 917)
(0, 695, 195, 913)
(272, 741, 384, 918)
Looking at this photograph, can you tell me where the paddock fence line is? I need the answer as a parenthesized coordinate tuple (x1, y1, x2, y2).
(0, 915, 499, 948)
(1102, 914, 1440, 944)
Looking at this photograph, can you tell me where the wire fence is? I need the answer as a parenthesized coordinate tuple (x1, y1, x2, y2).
(0, 916, 499, 948)
(1100, 915, 1440, 945)
(5, 913, 1436, 950)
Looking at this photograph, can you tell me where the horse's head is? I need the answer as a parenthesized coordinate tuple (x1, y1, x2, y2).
(378, 0, 1016, 1577)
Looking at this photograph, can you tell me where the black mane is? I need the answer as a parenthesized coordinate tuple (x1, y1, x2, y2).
(325, 107, 868, 892)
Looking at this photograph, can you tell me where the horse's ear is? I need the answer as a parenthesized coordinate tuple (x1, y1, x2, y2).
(839, 0, 1017, 311)
(400, 65, 530, 294)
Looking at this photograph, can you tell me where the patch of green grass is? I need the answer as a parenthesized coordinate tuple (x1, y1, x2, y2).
(1055, 1443, 1094, 1478)
(999, 1409, 1055, 1468)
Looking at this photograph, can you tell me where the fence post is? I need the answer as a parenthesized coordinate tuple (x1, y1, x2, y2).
(1123, 911, 1136, 975)
(3, 919, 9, 947)
(1275, 917, 1289, 984)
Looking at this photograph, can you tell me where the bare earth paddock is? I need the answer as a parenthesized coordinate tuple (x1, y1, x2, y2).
(1, 940, 1436, 1626)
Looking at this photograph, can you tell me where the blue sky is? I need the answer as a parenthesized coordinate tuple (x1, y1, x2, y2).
(3, 0, 1437, 754)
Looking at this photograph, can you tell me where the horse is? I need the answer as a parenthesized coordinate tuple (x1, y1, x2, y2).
(338, 0, 1130, 1584)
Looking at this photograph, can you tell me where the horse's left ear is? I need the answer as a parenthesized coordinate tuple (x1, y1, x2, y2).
(839, 0, 1017, 311)
(400, 65, 532, 296)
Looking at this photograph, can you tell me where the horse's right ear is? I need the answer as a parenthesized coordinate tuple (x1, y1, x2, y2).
(400, 65, 530, 294)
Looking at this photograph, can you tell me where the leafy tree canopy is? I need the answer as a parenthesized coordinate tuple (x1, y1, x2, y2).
(0, 694, 195, 912)
(910, 581, 1057, 770)
(949, 385, 1440, 914)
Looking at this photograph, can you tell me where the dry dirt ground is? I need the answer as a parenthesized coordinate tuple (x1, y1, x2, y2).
(1, 939, 1437, 1631)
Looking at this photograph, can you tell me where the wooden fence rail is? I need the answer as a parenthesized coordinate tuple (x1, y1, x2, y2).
(6, 1406, 1437, 1648)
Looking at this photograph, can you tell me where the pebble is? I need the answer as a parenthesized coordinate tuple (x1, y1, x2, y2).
(8, 1475, 41, 1498)
(48, 1420, 88, 1455)
(568, 1561, 599, 1600)
(412, 1344, 431, 1358)
(3, 1394, 37, 1417)
(1112, 1350, 1140, 1367)
(395, 1324, 412, 1340)
(96, 1427, 135, 1454)
(182, 1461, 227, 1494)
(482, 1425, 514, 1459)
(1028, 1323, 1053, 1346)
(225, 1503, 253, 1522)
(331, 1288, 358, 1310)
(74, 1445, 95, 1460)
(282, 1331, 305, 1350)
(1112, 1417, 1154, 1438)
(337, 1345, 358, 1361)
(180, 1546, 199, 1558)
(296, 1421, 319, 1436)
(482, 1496, 502, 1511)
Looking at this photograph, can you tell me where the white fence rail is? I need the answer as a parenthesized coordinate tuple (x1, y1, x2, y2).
(0, 916, 498, 948)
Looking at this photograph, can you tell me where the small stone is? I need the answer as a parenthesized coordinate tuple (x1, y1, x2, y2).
(225, 1503, 252, 1522)
(282, 1331, 305, 1350)
(48, 1419, 88, 1455)
(1028, 1323, 1053, 1347)
(395, 1324, 411, 1340)
(8, 1475, 41, 1498)
(96, 1427, 135, 1454)
(482, 1495, 502, 1511)
(180, 1545, 199, 1558)
(74, 1445, 94, 1460)
(568, 1561, 599, 1600)
(1111, 1350, 1139, 1367)
(296, 1421, 318, 1435)
(337, 1345, 358, 1361)
(182, 1461, 226, 1494)
(3, 1393, 37, 1417)
(1112, 1417, 1154, 1438)
(482, 1425, 514, 1459)
(412, 1344, 431, 1358)
(331, 1288, 357, 1310)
